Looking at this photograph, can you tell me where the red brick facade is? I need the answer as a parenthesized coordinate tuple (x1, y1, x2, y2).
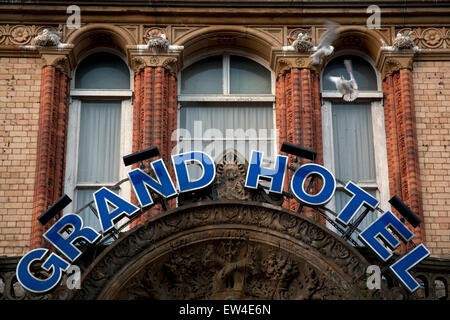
(276, 68, 323, 222)
(131, 66, 178, 226)
(30, 66, 69, 249)
(383, 68, 425, 248)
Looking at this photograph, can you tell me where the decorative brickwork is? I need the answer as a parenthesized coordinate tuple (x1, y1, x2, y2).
(383, 68, 426, 251)
(29, 65, 69, 249)
(276, 67, 323, 222)
(131, 66, 178, 226)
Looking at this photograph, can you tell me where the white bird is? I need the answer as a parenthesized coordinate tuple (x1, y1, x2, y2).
(328, 60, 359, 102)
(147, 33, 170, 50)
(292, 32, 313, 52)
(33, 29, 62, 47)
(310, 21, 340, 65)
(393, 30, 415, 50)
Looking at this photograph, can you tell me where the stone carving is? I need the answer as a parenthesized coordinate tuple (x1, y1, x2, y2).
(397, 27, 450, 49)
(214, 151, 252, 201)
(0, 25, 61, 46)
(66, 199, 372, 300)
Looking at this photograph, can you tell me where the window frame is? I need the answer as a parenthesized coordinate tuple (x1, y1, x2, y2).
(63, 48, 134, 222)
(177, 50, 277, 161)
(320, 51, 391, 232)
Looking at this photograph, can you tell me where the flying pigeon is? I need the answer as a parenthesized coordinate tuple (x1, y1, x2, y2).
(310, 21, 340, 65)
(328, 59, 359, 102)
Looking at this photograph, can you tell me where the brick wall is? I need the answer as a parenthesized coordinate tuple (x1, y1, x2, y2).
(413, 61, 450, 259)
(0, 57, 41, 256)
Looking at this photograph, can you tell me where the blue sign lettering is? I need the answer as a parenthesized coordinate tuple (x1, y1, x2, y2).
(16, 248, 70, 293)
(359, 210, 414, 261)
(245, 151, 288, 193)
(336, 181, 379, 226)
(128, 159, 177, 208)
(94, 187, 140, 233)
(43, 213, 101, 262)
(291, 163, 336, 206)
(389, 244, 431, 292)
(172, 151, 216, 193)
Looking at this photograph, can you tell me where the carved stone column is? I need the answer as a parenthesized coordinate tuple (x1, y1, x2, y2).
(128, 47, 182, 225)
(30, 47, 74, 249)
(271, 51, 323, 222)
(379, 52, 426, 248)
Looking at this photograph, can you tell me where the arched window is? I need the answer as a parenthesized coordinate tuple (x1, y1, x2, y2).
(65, 51, 133, 231)
(178, 54, 275, 177)
(321, 54, 389, 245)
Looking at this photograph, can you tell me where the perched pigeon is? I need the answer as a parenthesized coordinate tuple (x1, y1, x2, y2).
(292, 32, 313, 52)
(147, 33, 170, 50)
(310, 21, 340, 65)
(328, 60, 359, 102)
(393, 30, 415, 50)
(33, 29, 62, 47)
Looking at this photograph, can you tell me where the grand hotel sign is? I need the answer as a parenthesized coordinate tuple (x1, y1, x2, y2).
(16, 146, 430, 296)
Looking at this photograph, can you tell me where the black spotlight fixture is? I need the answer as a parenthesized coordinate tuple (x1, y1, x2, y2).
(389, 195, 422, 228)
(123, 146, 160, 167)
(281, 142, 317, 161)
(38, 194, 72, 226)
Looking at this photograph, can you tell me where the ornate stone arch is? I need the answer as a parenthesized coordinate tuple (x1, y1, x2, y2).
(65, 23, 137, 64)
(174, 26, 279, 65)
(66, 199, 370, 300)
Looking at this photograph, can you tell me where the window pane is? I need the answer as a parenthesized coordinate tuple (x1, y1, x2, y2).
(335, 189, 378, 246)
(75, 52, 130, 89)
(181, 56, 223, 94)
(332, 103, 376, 183)
(230, 55, 271, 94)
(77, 101, 121, 183)
(322, 55, 377, 91)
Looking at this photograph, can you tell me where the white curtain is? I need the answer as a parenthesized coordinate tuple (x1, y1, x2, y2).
(76, 101, 121, 229)
(179, 102, 274, 180)
(332, 103, 376, 183)
(180, 102, 274, 159)
(77, 101, 121, 183)
(332, 102, 377, 246)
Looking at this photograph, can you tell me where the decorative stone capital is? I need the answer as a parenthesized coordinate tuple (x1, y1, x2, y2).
(39, 45, 75, 76)
(377, 51, 415, 79)
(271, 50, 318, 79)
(127, 45, 183, 76)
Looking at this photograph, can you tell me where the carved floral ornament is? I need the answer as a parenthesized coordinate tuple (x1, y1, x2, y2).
(0, 24, 60, 46)
(398, 27, 450, 49)
(62, 201, 370, 300)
